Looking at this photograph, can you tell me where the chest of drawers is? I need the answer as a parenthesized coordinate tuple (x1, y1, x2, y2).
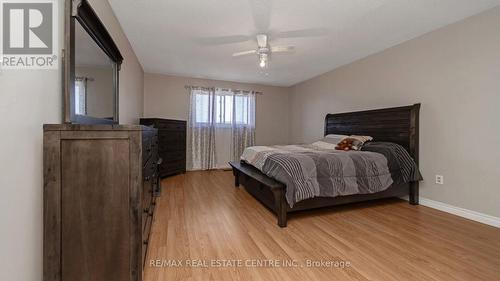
(43, 124, 160, 281)
(140, 118, 186, 178)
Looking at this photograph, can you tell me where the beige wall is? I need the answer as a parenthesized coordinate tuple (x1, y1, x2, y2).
(0, 2, 64, 280)
(144, 73, 290, 146)
(0, 1, 144, 280)
(289, 7, 500, 217)
(75, 66, 114, 118)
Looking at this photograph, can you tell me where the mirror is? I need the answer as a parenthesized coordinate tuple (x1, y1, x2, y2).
(74, 22, 115, 120)
(64, 0, 123, 124)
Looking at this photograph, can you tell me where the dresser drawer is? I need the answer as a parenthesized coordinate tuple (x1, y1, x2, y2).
(143, 157, 158, 179)
(142, 203, 154, 266)
(160, 161, 185, 175)
(162, 159, 185, 169)
(142, 130, 158, 165)
(142, 198, 154, 233)
(156, 122, 186, 131)
(161, 150, 186, 160)
(159, 140, 185, 149)
(159, 145, 185, 155)
(142, 243, 148, 267)
(142, 230, 150, 267)
(159, 131, 185, 143)
(142, 176, 153, 210)
(152, 171, 161, 196)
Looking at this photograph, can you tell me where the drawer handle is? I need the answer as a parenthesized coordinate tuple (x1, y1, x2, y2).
(145, 176, 150, 181)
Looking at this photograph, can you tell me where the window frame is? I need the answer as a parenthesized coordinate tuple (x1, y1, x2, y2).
(192, 90, 253, 127)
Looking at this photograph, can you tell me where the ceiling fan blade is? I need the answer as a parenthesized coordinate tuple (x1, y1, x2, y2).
(249, 0, 272, 32)
(273, 28, 330, 39)
(256, 34, 268, 48)
(232, 50, 257, 57)
(271, 46, 295, 53)
(196, 35, 252, 46)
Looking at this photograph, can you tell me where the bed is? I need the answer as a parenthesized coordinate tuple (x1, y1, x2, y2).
(229, 104, 421, 227)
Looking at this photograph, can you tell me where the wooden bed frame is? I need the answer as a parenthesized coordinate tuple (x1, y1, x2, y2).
(229, 103, 421, 227)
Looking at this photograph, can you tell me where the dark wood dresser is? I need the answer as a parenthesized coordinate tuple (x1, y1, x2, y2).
(43, 124, 160, 281)
(140, 118, 186, 178)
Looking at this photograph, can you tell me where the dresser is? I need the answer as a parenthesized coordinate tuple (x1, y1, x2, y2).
(140, 118, 186, 178)
(43, 124, 160, 281)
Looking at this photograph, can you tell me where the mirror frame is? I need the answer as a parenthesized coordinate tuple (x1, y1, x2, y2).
(63, 0, 123, 124)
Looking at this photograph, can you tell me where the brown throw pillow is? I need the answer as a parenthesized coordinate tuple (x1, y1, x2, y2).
(335, 135, 373, 151)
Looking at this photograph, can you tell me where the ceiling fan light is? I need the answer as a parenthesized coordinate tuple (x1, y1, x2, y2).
(259, 53, 268, 68)
(259, 58, 267, 68)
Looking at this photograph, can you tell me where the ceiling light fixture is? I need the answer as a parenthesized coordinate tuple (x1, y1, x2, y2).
(232, 34, 295, 71)
(259, 53, 268, 68)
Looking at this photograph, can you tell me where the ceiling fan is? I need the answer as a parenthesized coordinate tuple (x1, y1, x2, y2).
(197, 0, 329, 70)
(232, 34, 294, 69)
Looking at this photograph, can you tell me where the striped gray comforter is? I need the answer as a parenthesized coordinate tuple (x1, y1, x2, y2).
(241, 142, 422, 207)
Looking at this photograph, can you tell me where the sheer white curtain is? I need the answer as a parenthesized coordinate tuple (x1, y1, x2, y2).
(231, 90, 256, 162)
(187, 87, 256, 170)
(187, 87, 216, 170)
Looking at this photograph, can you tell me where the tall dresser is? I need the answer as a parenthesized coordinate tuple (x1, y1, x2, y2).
(43, 124, 160, 281)
(140, 118, 187, 178)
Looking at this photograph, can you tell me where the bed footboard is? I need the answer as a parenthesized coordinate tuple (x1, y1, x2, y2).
(230, 161, 288, 227)
(230, 161, 417, 227)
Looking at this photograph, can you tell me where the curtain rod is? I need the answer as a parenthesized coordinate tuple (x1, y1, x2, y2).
(185, 85, 263, 95)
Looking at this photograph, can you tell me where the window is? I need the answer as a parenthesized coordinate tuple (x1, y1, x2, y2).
(193, 89, 254, 126)
(74, 79, 87, 115)
(188, 87, 256, 170)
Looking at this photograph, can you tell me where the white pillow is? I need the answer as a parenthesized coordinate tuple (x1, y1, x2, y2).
(322, 134, 348, 145)
(311, 141, 338, 150)
(325, 134, 348, 139)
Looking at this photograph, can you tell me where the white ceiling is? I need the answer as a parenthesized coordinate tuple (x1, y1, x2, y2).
(109, 0, 500, 87)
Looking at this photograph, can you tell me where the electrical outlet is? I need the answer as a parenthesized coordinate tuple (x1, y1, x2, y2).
(435, 175, 444, 185)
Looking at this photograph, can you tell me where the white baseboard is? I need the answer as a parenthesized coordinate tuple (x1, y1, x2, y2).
(403, 196, 500, 228)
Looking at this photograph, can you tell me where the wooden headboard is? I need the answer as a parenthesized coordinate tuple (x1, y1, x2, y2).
(324, 104, 420, 163)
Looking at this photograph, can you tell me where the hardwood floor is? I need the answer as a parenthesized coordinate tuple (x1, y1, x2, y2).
(144, 171, 500, 281)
